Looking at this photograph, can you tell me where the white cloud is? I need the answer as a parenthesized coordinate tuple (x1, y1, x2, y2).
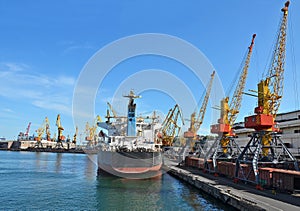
(56, 76, 76, 86)
(60, 41, 95, 55)
(32, 100, 71, 115)
(2, 108, 14, 113)
(0, 62, 29, 72)
(0, 63, 76, 115)
(0, 108, 17, 119)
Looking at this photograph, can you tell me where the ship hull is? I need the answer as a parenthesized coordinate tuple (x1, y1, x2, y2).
(97, 150, 162, 179)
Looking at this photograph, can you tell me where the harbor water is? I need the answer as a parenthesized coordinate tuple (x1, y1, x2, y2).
(0, 150, 231, 210)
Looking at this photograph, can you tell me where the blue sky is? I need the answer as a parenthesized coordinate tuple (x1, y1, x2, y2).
(0, 0, 299, 141)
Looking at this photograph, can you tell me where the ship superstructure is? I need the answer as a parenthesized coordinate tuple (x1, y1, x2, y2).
(97, 90, 163, 179)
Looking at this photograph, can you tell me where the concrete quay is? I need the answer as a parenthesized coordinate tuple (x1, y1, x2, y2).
(168, 165, 300, 211)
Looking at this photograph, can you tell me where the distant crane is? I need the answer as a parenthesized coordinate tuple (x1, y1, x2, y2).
(24, 122, 31, 140)
(45, 117, 51, 142)
(159, 104, 184, 146)
(85, 116, 100, 148)
(236, 1, 298, 188)
(35, 117, 50, 148)
(85, 122, 91, 141)
(73, 126, 78, 144)
(206, 34, 256, 172)
(184, 71, 215, 152)
(55, 114, 65, 149)
(18, 122, 31, 141)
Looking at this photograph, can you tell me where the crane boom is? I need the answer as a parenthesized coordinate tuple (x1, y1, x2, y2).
(107, 102, 117, 118)
(85, 116, 99, 147)
(160, 104, 184, 146)
(228, 34, 256, 125)
(211, 34, 256, 136)
(245, 1, 289, 131)
(236, 2, 298, 186)
(194, 71, 215, 133)
(45, 117, 51, 141)
(264, 1, 289, 117)
(73, 126, 78, 144)
(208, 34, 256, 161)
(25, 122, 31, 137)
(36, 117, 49, 141)
(56, 114, 64, 141)
(85, 122, 90, 138)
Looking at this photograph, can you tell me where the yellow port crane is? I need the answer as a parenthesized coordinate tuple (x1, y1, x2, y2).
(45, 117, 51, 142)
(85, 116, 100, 147)
(184, 71, 215, 150)
(206, 34, 256, 171)
(73, 126, 78, 144)
(159, 104, 184, 146)
(236, 1, 298, 188)
(85, 122, 91, 141)
(35, 117, 50, 148)
(244, 2, 288, 137)
(55, 114, 65, 149)
(85, 122, 95, 142)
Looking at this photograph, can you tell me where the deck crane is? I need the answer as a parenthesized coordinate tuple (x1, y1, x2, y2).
(206, 34, 256, 172)
(107, 102, 117, 118)
(55, 114, 65, 149)
(105, 102, 115, 123)
(236, 1, 298, 188)
(106, 102, 127, 124)
(159, 104, 184, 146)
(184, 71, 215, 153)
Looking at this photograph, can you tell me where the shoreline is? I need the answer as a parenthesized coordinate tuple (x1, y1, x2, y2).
(167, 165, 300, 211)
(0, 147, 89, 154)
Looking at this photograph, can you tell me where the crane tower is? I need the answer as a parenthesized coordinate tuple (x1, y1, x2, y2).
(55, 114, 65, 149)
(235, 1, 298, 188)
(205, 34, 256, 173)
(159, 104, 184, 147)
(184, 71, 215, 154)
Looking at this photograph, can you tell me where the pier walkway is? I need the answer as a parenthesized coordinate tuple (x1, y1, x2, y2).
(168, 165, 300, 211)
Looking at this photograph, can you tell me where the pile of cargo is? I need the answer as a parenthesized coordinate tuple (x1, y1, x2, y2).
(185, 156, 300, 193)
(259, 167, 300, 192)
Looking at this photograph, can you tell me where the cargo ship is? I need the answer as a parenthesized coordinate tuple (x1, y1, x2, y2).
(97, 90, 163, 179)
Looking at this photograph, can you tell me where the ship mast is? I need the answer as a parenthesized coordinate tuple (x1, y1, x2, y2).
(123, 90, 141, 136)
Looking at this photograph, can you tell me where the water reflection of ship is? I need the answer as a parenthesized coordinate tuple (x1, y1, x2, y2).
(55, 153, 62, 173)
(84, 154, 98, 180)
(97, 90, 163, 179)
(96, 174, 162, 209)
